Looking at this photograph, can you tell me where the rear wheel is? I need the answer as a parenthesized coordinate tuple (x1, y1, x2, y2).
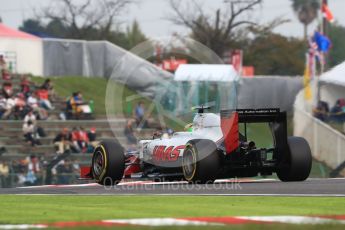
(92, 140, 125, 186)
(277, 136, 312, 182)
(182, 139, 220, 183)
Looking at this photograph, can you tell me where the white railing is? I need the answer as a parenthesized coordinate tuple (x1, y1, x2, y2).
(294, 106, 345, 173)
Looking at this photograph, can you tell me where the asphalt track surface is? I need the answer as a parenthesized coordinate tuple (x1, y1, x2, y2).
(0, 178, 344, 196)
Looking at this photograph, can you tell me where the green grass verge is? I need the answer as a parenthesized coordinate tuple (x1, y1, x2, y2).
(0, 196, 344, 224)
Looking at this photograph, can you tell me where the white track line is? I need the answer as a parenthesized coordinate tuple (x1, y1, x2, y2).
(236, 216, 345, 224)
(16, 178, 277, 189)
(17, 183, 100, 189)
(14, 193, 345, 197)
(104, 218, 217, 226)
(0, 224, 47, 229)
(1, 216, 345, 228)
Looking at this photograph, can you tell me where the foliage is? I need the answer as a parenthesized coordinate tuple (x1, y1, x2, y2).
(243, 33, 306, 75)
(125, 20, 147, 49)
(19, 18, 147, 50)
(19, 19, 49, 37)
(290, 0, 320, 39)
(168, 0, 262, 57)
(18, 1, 313, 76)
(168, 0, 301, 75)
(40, 0, 133, 40)
(19, 0, 148, 49)
(328, 23, 345, 67)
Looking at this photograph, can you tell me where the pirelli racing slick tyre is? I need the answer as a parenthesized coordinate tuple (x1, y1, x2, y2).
(91, 140, 125, 186)
(277, 136, 312, 182)
(182, 139, 220, 184)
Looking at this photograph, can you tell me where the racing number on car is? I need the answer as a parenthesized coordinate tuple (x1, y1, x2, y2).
(153, 145, 185, 162)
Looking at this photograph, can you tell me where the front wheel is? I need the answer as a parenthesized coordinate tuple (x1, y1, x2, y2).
(91, 140, 125, 186)
(276, 136, 312, 182)
(182, 139, 220, 184)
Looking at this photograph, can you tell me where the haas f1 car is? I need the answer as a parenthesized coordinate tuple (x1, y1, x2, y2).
(82, 108, 312, 185)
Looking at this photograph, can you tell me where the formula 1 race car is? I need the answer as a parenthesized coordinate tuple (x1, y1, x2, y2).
(82, 107, 312, 185)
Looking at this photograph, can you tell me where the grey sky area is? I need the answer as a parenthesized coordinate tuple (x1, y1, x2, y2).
(1, 0, 345, 38)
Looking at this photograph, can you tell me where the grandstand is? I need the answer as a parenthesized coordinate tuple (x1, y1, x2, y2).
(0, 75, 156, 187)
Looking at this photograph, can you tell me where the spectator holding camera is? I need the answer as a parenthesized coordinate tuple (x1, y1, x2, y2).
(22, 120, 41, 147)
(54, 128, 72, 155)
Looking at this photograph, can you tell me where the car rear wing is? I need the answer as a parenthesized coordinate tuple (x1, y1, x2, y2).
(221, 108, 288, 158)
(221, 108, 286, 123)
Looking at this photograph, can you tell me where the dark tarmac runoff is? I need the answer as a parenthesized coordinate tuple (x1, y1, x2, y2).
(0, 178, 344, 196)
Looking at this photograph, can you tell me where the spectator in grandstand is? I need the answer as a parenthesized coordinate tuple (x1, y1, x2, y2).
(313, 101, 329, 121)
(0, 95, 5, 117)
(0, 160, 10, 188)
(134, 101, 146, 126)
(71, 159, 80, 175)
(0, 55, 6, 72)
(339, 98, 345, 107)
(26, 155, 41, 185)
(71, 127, 82, 153)
(0, 55, 10, 81)
(65, 95, 74, 119)
(23, 110, 46, 137)
(24, 171, 37, 186)
(11, 160, 21, 174)
(22, 120, 41, 146)
(10, 159, 24, 186)
(14, 93, 28, 119)
(1, 69, 11, 81)
(78, 127, 90, 153)
(28, 155, 40, 174)
(17, 160, 27, 186)
(1, 81, 13, 99)
(40, 79, 56, 100)
(87, 127, 98, 151)
(74, 92, 84, 105)
(27, 93, 48, 120)
(24, 109, 36, 125)
(56, 160, 74, 184)
(71, 127, 90, 153)
(124, 119, 137, 146)
(0, 146, 6, 156)
(36, 88, 54, 110)
(23, 156, 38, 186)
(66, 91, 91, 119)
(53, 128, 72, 155)
(74, 92, 89, 117)
(20, 76, 31, 98)
(1, 96, 15, 119)
(330, 99, 345, 122)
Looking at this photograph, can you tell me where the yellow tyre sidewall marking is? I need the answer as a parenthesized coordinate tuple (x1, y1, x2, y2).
(183, 143, 197, 181)
(98, 145, 108, 182)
